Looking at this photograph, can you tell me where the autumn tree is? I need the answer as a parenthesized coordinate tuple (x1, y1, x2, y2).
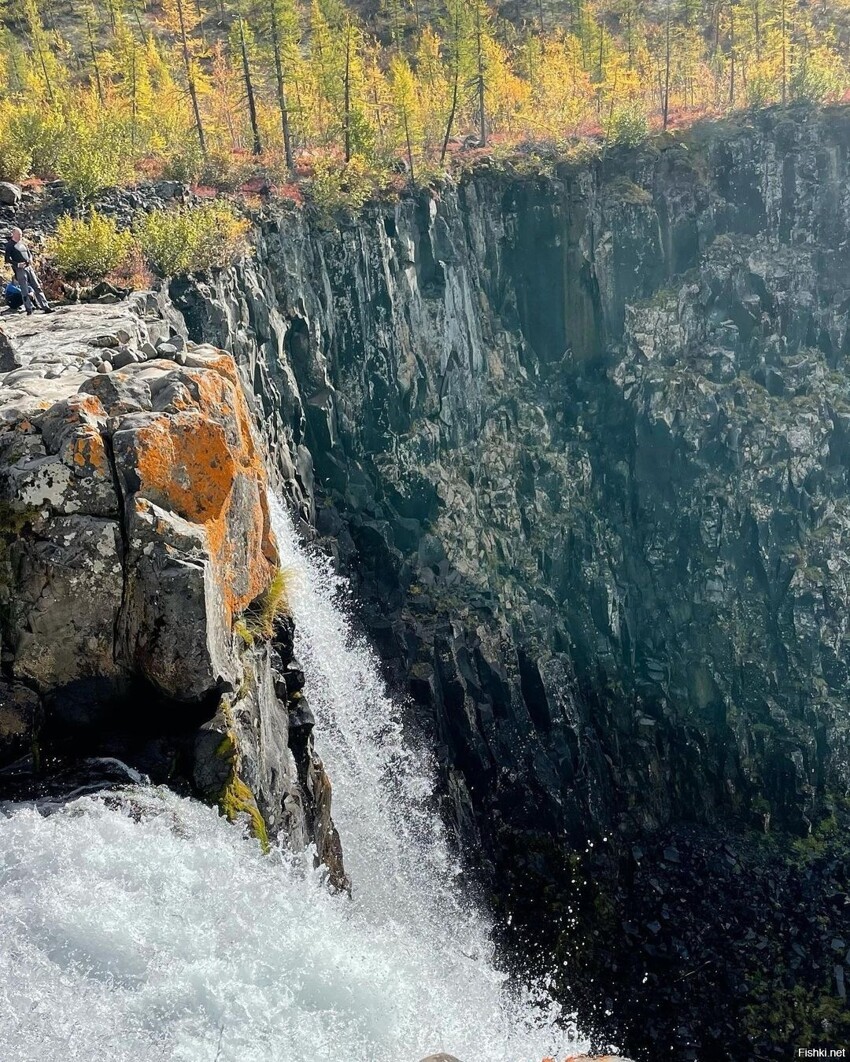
(440, 0, 475, 161)
(259, 0, 301, 170)
(389, 53, 421, 177)
(229, 4, 263, 154)
(161, 0, 208, 153)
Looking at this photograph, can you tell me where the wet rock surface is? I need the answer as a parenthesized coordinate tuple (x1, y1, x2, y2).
(161, 105, 850, 1058)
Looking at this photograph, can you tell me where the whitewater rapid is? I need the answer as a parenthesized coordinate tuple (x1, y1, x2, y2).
(0, 497, 590, 1062)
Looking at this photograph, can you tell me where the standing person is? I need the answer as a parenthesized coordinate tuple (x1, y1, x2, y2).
(3, 227, 52, 314)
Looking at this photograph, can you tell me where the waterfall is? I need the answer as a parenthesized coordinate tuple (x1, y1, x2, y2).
(0, 496, 591, 1062)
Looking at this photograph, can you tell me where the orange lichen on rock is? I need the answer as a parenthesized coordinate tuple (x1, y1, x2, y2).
(70, 428, 108, 474)
(122, 357, 278, 621)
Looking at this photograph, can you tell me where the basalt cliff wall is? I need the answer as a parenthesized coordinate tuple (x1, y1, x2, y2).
(166, 104, 850, 1058)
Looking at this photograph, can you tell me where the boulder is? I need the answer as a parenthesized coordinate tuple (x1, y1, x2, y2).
(0, 182, 21, 206)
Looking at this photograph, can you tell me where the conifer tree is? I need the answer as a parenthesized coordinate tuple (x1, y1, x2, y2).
(261, 0, 300, 170)
(389, 53, 421, 178)
(84, 2, 106, 104)
(23, 0, 59, 103)
(440, 0, 474, 162)
(230, 5, 262, 154)
(161, 0, 207, 153)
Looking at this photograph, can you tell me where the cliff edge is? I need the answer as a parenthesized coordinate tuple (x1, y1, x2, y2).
(0, 299, 345, 887)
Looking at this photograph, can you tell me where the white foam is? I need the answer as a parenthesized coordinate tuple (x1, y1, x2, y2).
(0, 498, 590, 1062)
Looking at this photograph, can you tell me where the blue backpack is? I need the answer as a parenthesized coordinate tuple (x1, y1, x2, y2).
(5, 281, 23, 309)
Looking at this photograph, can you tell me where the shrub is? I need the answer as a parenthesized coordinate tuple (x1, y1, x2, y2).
(0, 107, 70, 183)
(160, 141, 205, 185)
(56, 114, 133, 204)
(47, 210, 135, 282)
(307, 155, 376, 215)
(605, 101, 649, 148)
(12, 109, 65, 177)
(135, 201, 251, 277)
(790, 49, 844, 103)
(0, 105, 32, 182)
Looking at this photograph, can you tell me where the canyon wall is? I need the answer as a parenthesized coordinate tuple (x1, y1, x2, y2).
(3, 103, 850, 1058)
(168, 103, 850, 1058)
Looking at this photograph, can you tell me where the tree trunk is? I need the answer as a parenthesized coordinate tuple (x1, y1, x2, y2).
(175, 0, 207, 154)
(663, 2, 671, 129)
(238, 18, 263, 155)
(269, 1, 294, 172)
(85, 8, 105, 105)
(440, 66, 459, 164)
(781, 0, 787, 103)
(729, 1, 735, 105)
(476, 4, 486, 147)
(402, 108, 415, 183)
(343, 20, 352, 163)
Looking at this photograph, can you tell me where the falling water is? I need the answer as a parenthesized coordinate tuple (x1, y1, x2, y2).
(0, 496, 591, 1062)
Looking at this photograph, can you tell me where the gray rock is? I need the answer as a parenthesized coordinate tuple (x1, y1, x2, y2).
(8, 516, 125, 691)
(80, 371, 153, 415)
(0, 182, 21, 206)
(97, 361, 112, 373)
(117, 498, 235, 701)
(111, 346, 139, 370)
(89, 334, 121, 349)
(0, 681, 41, 767)
(155, 180, 185, 200)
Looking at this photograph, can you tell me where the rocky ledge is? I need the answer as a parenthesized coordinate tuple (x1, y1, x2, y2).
(0, 301, 345, 887)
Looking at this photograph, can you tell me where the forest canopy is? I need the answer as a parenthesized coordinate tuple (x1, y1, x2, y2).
(0, 0, 848, 197)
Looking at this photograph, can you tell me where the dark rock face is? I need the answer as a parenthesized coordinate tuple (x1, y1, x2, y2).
(164, 105, 850, 1058)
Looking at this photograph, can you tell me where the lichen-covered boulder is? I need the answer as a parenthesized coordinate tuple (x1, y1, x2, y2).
(0, 303, 343, 877)
(110, 356, 277, 700)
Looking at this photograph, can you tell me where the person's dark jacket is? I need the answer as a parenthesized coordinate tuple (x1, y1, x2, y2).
(4, 239, 31, 268)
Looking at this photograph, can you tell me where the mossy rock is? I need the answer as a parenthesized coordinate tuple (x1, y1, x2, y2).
(219, 767, 270, 853)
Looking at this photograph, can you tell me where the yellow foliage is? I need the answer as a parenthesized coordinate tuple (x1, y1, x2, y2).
(47, 210, 135, 282)
(56, 104, 134, 203)
(0, 0, 847, 199)
(243, 567, 297, 639)
(135, 202, 251, 277)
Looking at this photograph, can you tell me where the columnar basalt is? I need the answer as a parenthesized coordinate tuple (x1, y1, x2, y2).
(164, 105, 850, 1056)
(2, 104, 850, 1058)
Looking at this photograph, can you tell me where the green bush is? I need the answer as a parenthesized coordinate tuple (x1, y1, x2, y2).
(0, 132, 30, 183)
(605, 101, 650, 148)
(160, 141, 205, 185)
(0, 107, 70, 183)
(307, 155, 377, 215)
(135, 201, 251, 277)
(47, 210, 134, 282)
(790, 51, 843, 103)
(56, 114, 133, 204)
(12, 110, 65, 177)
